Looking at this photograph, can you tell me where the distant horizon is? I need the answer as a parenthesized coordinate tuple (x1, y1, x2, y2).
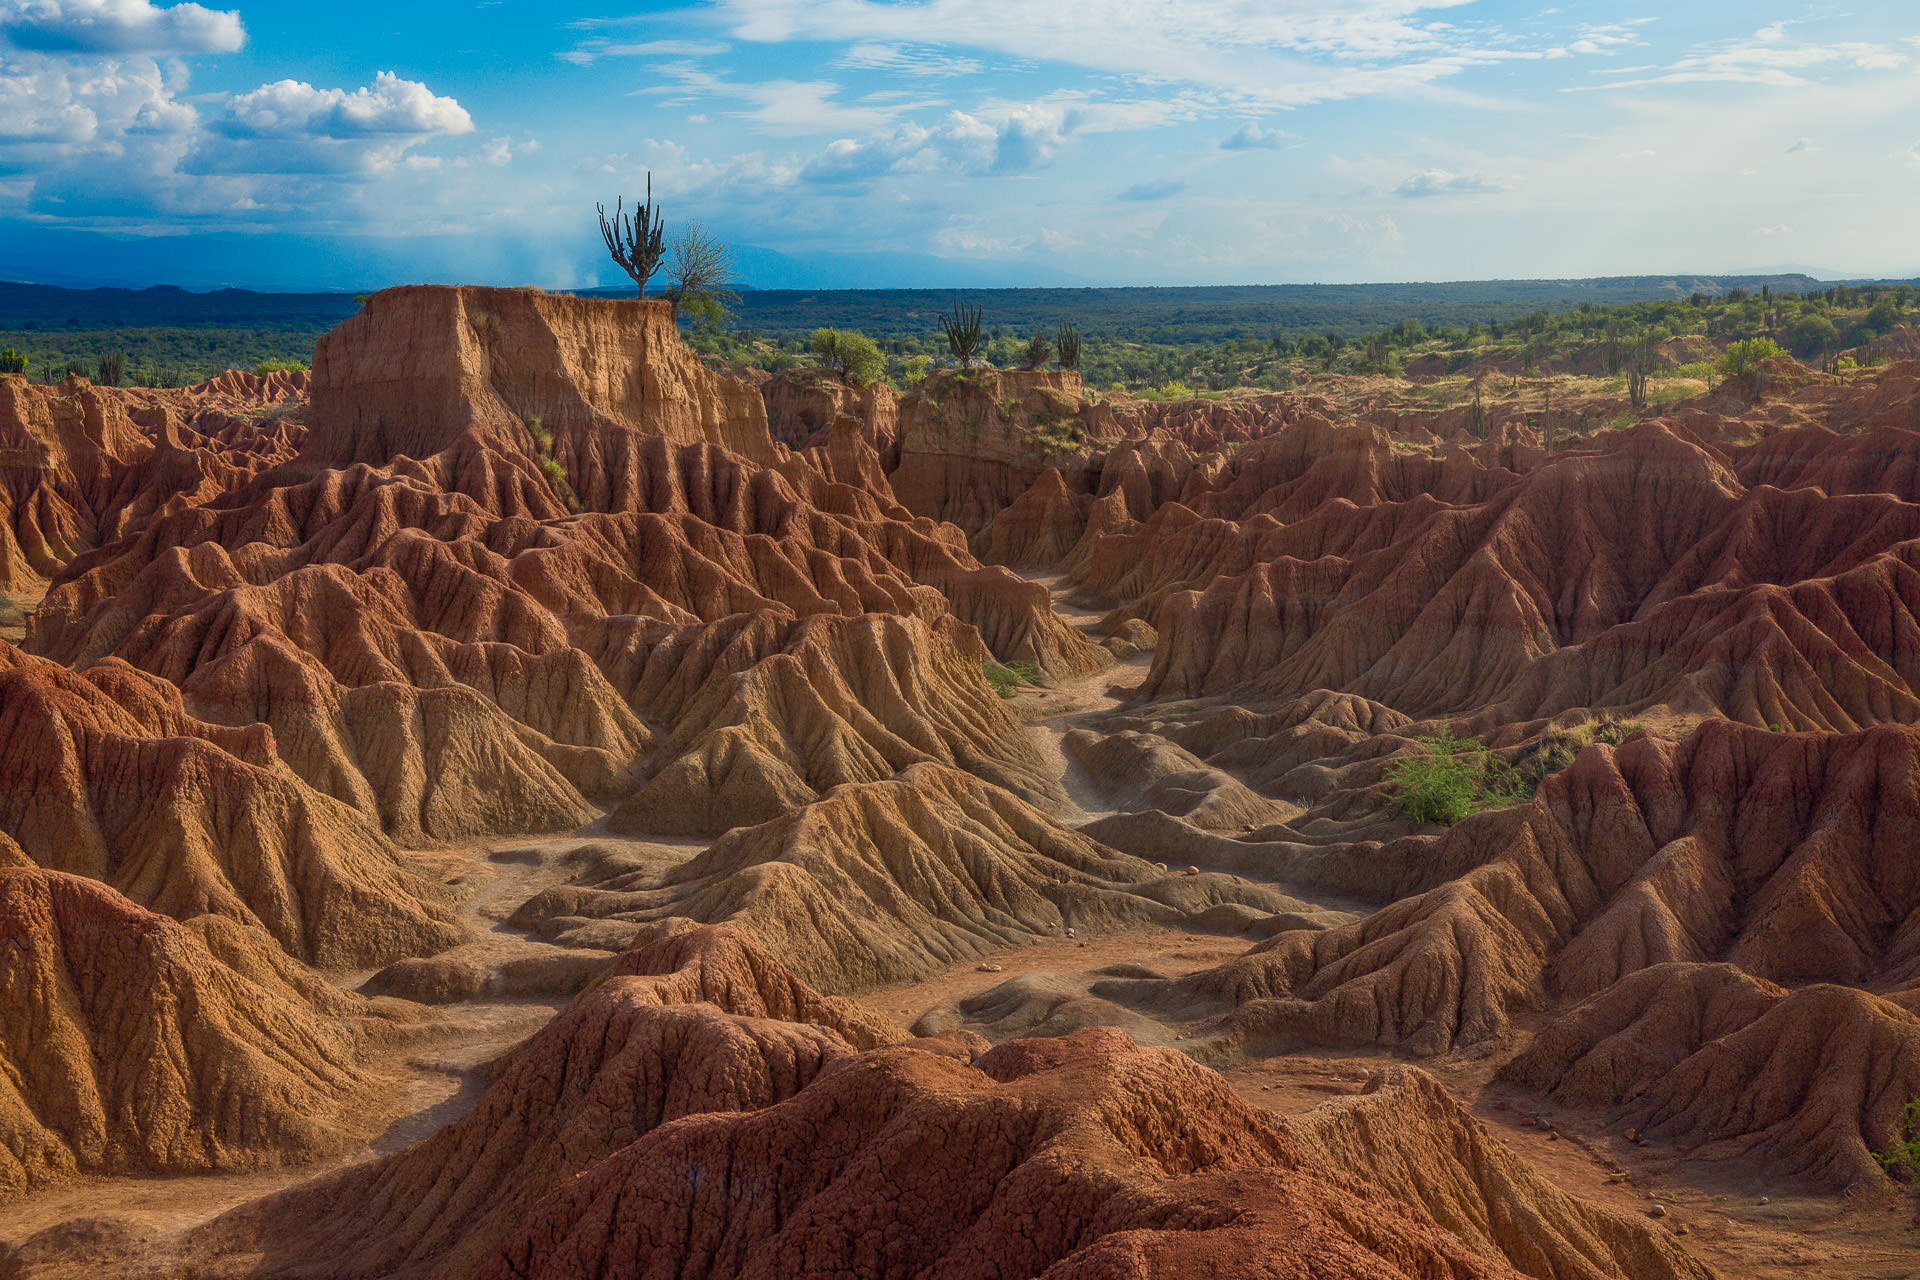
(0, 256, 1910, 299)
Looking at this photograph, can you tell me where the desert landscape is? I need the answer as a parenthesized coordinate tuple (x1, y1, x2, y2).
(0, 271, 1918, 1278)
(5, 1, 1920, 1275)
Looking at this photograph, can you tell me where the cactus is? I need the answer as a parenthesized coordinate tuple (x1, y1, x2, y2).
(597, 173, 667, 298)
(1056, 322, 1081, 371)
(1023, 330, 1051, 371)
(938, 299, 985, 366)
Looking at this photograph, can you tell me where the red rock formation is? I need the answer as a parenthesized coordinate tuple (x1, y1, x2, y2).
(26, 294, 1107, 846)
(527, 761, 1293, 992)
(1122, 719, 1920, 1188)
(0, 640, 459, 966)
(475, 1027, 1692, 1280)
(304, 285, 774, 471)
(0, 867, 398, 1202)
(189, 926, 898, 1280)
(0, 373, 297, 594)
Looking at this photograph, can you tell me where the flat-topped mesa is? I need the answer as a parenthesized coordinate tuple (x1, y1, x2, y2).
(304, 285, 775, 471)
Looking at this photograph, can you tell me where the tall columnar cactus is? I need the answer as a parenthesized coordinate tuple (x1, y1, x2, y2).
(938, 299, 985, 366)
(597, 172, 667, 298)
(1056, 322, 1081, 371)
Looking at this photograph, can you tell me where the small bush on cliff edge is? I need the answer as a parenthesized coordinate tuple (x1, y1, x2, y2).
(810, 328, 886, 385)
(1385, 730, 1532, 825)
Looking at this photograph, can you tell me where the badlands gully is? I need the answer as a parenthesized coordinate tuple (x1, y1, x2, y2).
(2, 286, 1919, 1277)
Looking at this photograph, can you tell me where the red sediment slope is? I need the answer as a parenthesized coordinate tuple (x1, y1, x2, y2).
(1127, 719, 1920, 1187)
(0, 865, 398, 1202)
(0, 640, 458, 966)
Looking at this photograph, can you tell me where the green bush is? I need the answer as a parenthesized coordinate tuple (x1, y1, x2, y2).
(809, 327, 886, 386)
(982, 657, 1041, 699)
(1716, 336, 1786, 379)
(0, 347, 23, 375)
(1877, 1097, 1920, 1181)
(254, 358, 308, 375)
(1385, 730, 1533, 825)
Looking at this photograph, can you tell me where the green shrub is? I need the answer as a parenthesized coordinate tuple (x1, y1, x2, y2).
(537, 454, 582, 511)
(1878, 1097, 1920, 1181)
(982, 657, 1041, 699)
(809, 327, 886, 385)
(1716, 336, 1786, 379)
(0, 348, 23, 375)
(1385, 730, 1533, 825)
(254, 358, 308, 375)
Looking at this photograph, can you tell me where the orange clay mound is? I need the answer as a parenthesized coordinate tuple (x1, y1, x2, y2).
(0, 372, 300, 594)
(187, 926, 899, 1280)
(604, 612, 1064, 835)
(0, 640, 458, 966)
(24, 289, 1103, 845)
(303, 285, 775, 469)
(515, 761, 1296, 992)
(1094, 419, 1920, 734)
(180, 937, 1690, 1280)
(1502, 963, 1920, 1190)
(1108, 719, 1920, 1187)
(1291, 1066, 1706, 1280)
(0, 866, 397, 1202)
(467, 1026, 1691, 1280)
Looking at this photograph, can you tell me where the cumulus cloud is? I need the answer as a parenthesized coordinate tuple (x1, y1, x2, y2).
(0, 0, 242, 55)
(1220, 122, 1300, 150)
(221, 72, 472, 139)
(1395, 167, 1514, 197)
(0, 49, 192, 152)
(799, 101, 1080, 184)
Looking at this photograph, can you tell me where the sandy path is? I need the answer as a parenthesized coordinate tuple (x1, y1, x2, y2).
(1010, 571, 1147, 821)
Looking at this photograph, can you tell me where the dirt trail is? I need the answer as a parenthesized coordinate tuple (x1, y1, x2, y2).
(1013, 571, 1145, 821)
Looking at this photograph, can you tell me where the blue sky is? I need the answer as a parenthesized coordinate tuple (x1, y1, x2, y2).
(1, 0, 1917, 288)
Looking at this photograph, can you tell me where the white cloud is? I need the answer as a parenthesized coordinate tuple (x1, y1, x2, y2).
(0, 0, 242, 55)
(715, 0, 1543, 109)
(0, 49, 192, 153)
(646, 65, 934, 134)
(1395, 167, 1514, 197)
(1754, 223, 1792, 235)
(835, 42, 983, 76)
(559, 38, 728, 66)
(1785, 136, 1817, 154)
(221, 72, 472, 139)
(1221, 121, 1301, 150)
(1562, 21, 1651, 57)
(1577, 22, 1904, 91)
